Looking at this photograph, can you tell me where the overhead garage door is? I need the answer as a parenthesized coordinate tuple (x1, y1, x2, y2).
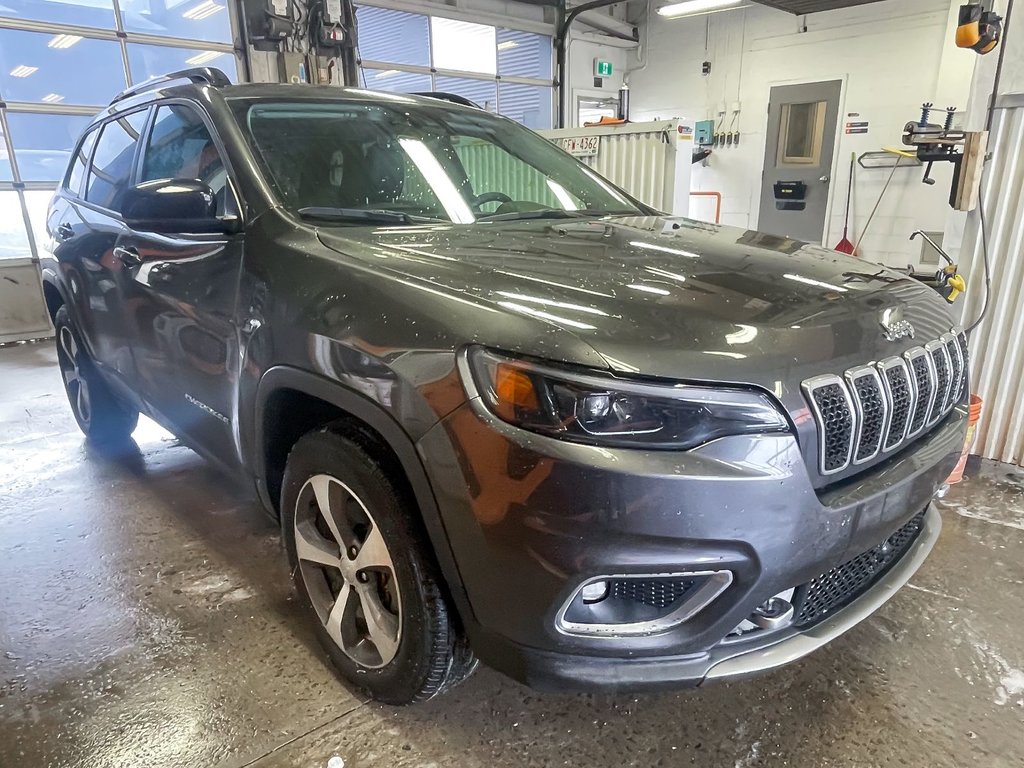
(0, 0, 242, 343)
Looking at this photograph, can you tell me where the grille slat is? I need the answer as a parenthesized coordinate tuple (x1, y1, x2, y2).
(803, 328, 968, 477)
(795, 510, 927, 627)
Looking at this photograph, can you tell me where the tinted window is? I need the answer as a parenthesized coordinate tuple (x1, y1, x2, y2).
(66, 129, 98, 196)
(140, 105, 228, 215)
(85, 111, 148, 210)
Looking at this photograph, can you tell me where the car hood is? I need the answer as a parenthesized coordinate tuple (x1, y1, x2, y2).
(316, 215, 956, 391)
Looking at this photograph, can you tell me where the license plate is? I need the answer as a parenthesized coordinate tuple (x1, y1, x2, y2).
(560, 136, 600, 157)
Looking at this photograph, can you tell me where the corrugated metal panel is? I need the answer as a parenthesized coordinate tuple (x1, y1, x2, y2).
(959, 104, 1024, 467)
(455, 142, 555, 205)
(576, 131, 672, 212)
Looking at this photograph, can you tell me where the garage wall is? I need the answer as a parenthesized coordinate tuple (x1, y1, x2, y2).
(627, 0, 978, 267)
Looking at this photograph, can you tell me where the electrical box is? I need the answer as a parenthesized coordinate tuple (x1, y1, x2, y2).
(278, 52, 309, 84)
(695, 120, 715, 147)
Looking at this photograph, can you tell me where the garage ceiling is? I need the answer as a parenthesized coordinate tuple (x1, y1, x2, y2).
(751, 0, 887, 13)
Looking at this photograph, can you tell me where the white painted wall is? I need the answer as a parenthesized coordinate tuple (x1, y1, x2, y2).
(627, 0, 980, 267)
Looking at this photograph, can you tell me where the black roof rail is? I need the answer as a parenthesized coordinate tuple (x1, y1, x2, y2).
(110, 67, 231, 104)
(412, 91, 481, 109)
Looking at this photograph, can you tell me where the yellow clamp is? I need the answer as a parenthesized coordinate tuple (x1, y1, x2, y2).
(945, 272, 967, 303)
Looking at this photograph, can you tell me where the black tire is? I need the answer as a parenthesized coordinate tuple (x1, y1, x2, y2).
(281, 426, 476, 704)
(54, 305, 139, 444)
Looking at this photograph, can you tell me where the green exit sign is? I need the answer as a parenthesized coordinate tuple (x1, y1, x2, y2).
(594, 59, 613, 77)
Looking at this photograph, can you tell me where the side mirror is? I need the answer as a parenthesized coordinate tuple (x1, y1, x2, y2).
(121, 179, 237, 234)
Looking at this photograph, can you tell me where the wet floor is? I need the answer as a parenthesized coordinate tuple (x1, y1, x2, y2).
(1, 339, 1022, 768)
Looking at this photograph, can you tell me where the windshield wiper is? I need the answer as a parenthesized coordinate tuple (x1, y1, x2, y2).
(478, 209, 589, 222)
(297, 207, 439, 225)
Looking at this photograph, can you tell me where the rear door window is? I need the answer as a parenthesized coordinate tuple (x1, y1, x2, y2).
(85, 110, 148, 211)
(140, 104, 229, 215)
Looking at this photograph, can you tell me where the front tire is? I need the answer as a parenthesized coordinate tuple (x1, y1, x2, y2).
(54, 305, 138, 444)
(281, 427, 476, 704)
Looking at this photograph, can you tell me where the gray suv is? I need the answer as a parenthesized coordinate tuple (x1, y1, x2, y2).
(39, 69, 968, 704)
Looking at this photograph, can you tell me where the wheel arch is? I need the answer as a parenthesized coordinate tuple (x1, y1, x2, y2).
(254, 365, 476, 625)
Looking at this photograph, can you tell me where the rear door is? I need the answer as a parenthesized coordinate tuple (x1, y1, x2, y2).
(116, 101, 246, 467)
(50, 109, 150, 385)
(758, 80, 842, 244)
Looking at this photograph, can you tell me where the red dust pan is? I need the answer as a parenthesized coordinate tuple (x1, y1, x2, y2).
(835, 152, 857, 255)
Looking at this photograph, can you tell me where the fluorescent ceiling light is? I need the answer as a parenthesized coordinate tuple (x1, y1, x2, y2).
(185, 50, 225, 66)
(497, 40, 519, 51)
(783, 273, 848, 293)
(629, 240, 700, 258)
(657, 0, 743, 19)
(183, 1, 224, 20)
(41, 93, 64, 103)
(374, 69, 401, 79)
(628, 284, 672, 296)
(398, 138, 476, 224)
(10, 65, 38, 78)
(48, 34, 83, 49)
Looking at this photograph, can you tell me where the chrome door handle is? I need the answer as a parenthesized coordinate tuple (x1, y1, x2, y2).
(113, 245, 142, 267)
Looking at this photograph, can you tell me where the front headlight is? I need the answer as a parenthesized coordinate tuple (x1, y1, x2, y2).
(465, 347, 790, 450)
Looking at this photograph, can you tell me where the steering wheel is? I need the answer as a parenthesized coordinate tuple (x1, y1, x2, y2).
(472, 191, 513, 209)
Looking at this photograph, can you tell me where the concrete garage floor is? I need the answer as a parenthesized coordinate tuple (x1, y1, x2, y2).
(1, 340, 1022, 768)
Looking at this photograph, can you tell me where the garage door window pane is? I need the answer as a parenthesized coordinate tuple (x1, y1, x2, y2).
(1, 123, 12, 181)
(497, 29, 551, 80)
(0, 29, 126, 105)
(362, 69, 432, 94)
(120, 0, 233, 44)
(499, 83, 552, 129)
(0, 191, 31, 260)
(431, 18, 496, 75)
(0, 0, 116, 27)
(434, 76, 496, 112)
(5, 113, 95, 182)
(23, 190, 56, 257)
(128, 45, 237, 85)
(356, 7, 430, 67)
(86, 111, 148, 210)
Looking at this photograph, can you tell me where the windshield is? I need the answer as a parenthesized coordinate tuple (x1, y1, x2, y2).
(231, 96, 644, 224)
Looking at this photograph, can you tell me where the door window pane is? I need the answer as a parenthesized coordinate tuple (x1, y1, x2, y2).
(0, 29, 126, 105)
(356, 7, 430, 67)
(120, 0, 233, 44)
(361, 69, 431, 94)
(0, 191, 31, 260)
(499, 83, 552, 129)
(86, 111, 148, 210)
(127, 44, 237, 85)
(434, 76, 496, 112)
(778, 101, 826, 165)
(67, 128, 99, 196)
(5, 113, 95, 182)
(497, 29, 551, 80)
(141, 105, 228, 214)
(431, 18, 496, 75)
(0, 0, 116, 27)
(0, 122, 12, 181)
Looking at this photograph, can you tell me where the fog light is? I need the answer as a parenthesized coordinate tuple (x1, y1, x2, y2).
(581, 580, 610, 603)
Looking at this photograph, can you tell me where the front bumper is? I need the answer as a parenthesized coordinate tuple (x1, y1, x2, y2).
(417, 396, 965, 692)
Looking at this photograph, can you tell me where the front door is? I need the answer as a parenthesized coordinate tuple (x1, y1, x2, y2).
(117, 102, 245, 468)
(758, 80, 842, 245)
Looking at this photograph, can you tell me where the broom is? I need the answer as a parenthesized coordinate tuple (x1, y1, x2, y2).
(834, 152, 857, 254)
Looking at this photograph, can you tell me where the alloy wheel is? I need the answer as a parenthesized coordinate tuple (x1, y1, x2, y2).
(57, 325, 91, 426)
(294, 474, 402, 668)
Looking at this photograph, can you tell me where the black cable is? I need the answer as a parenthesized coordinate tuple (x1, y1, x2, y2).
(966, 0, 1013, 334)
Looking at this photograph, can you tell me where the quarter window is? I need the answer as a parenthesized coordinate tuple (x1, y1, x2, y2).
(85, 110, 148, 210)
(66, 128, 98, 197)
(140, 104, 229, 215)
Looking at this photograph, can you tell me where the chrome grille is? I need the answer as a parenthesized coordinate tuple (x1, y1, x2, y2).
(802, 327, 967, 476)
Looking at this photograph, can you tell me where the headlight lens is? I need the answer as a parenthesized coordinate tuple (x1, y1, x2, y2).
(466, 347, 790, 450)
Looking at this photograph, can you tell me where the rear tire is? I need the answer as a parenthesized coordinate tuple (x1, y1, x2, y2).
(54, 305, 139, 444)
(281, 427, 476, 704)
